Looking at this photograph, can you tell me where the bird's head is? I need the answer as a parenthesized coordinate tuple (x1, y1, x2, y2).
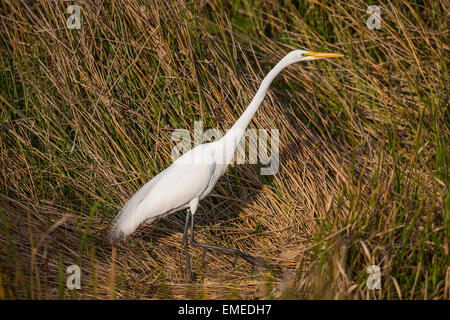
(285, 49, 344, 63)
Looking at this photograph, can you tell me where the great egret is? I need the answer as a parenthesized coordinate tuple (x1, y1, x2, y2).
(109, 50, 343, 281)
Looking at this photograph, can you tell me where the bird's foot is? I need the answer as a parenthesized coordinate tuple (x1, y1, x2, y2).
(191, 240, 265, 269)
(237, 251, 265, 268)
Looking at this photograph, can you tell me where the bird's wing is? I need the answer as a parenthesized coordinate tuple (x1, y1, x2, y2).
(109, 145, 216, 241)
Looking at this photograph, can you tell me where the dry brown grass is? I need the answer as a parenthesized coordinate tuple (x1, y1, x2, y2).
(0, 0, 448, 299)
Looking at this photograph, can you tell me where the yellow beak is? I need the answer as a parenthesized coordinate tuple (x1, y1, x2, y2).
(303, 52, 344, 59)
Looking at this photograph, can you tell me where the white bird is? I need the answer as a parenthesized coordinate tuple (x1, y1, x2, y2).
(109, 50, 343, 281)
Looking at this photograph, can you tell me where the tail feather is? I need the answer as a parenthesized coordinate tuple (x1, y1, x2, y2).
(108, 172, 166, 242)
(108, 188, 147, 242)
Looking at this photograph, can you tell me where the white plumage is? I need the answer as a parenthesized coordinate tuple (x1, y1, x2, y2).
(109, 143, 220, 241)
(109, 50, 343, 245)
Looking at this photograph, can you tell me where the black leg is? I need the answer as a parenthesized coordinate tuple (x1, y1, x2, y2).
(189, 212, 263, 267)
(183, 209, 193, 282)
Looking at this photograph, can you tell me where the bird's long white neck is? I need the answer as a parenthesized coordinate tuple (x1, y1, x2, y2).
(220, 54, 295, 164)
